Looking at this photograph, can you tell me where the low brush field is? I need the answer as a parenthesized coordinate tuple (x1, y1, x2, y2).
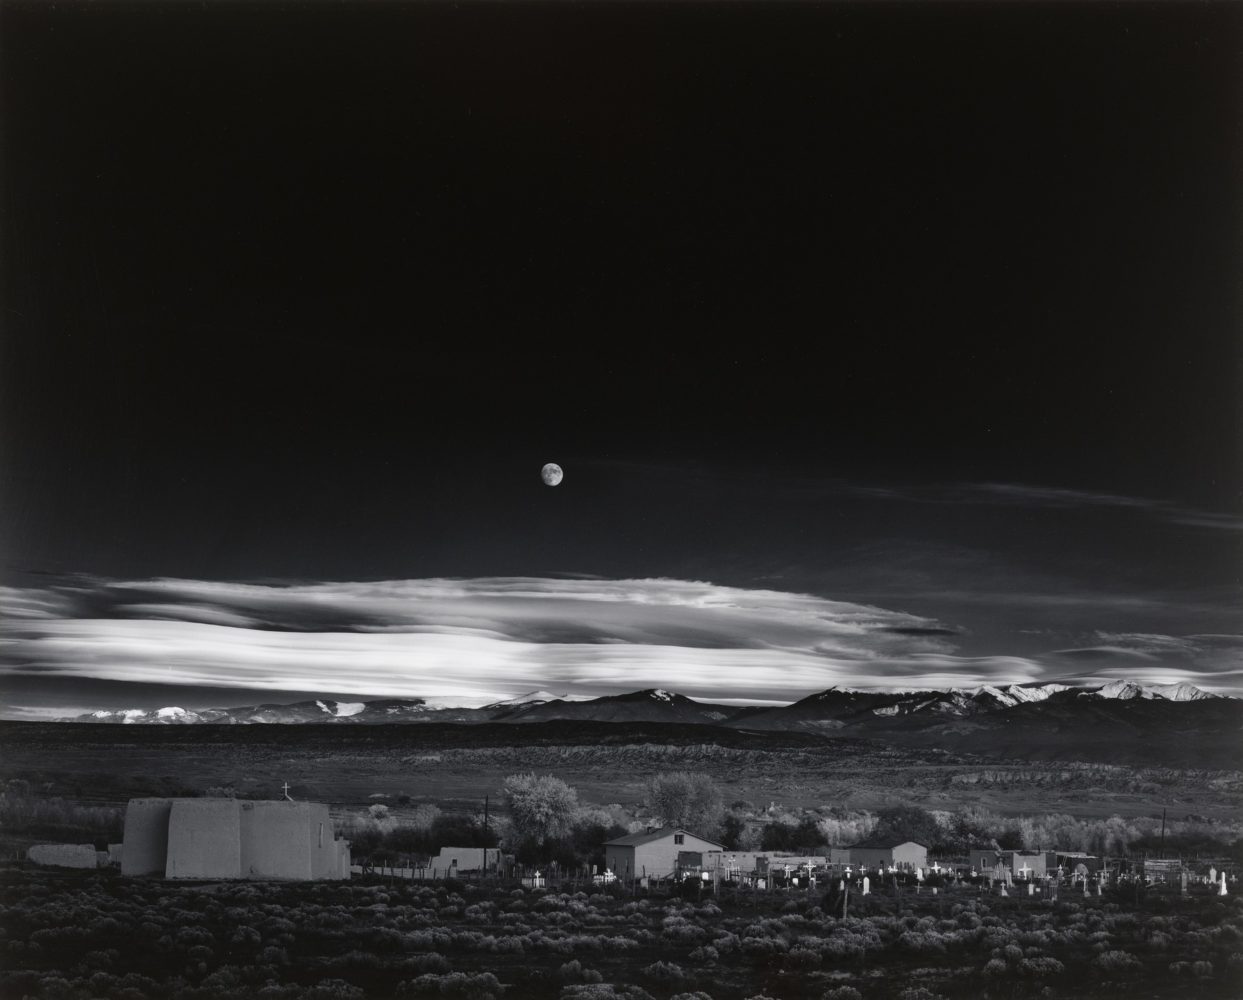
(2, 866, 1241, 1000)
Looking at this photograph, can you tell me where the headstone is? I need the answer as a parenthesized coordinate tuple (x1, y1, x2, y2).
(1180, 871, 1188, 895)
(999, 883, 1008, 897)
(862, 876, 870, 896)
(1028, 883, 1034, 896)
(1221, 873, 1228, 897)
(1210, 866, 1218, 884)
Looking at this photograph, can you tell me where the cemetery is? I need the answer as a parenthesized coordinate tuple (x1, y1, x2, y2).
(2, 858, 1242, 1000)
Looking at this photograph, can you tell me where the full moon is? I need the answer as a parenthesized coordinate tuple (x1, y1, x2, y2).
(541, 463, 564, 486)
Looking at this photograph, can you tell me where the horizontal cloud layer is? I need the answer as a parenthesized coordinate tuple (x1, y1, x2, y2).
(1, 577, 1239, 713)
(859, 482, 1243, 532)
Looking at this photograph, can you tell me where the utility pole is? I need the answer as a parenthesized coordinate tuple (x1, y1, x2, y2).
(1160, 807, 1166, 855)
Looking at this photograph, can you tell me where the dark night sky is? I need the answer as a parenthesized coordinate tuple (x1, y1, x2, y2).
(1, 2, 1240, 714)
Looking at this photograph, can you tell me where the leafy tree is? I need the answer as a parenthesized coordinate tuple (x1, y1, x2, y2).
(503, 773, 579, 847)
(570, 809, 627, 867)
(383, 825, 428, 856)
(642, 772, 723, 836)
(350, 827, 384, 857)
(428, 813, 497, 849)
(761, 818, 826, 852)
(720, 813, 747, 850)
(936, 810, 997, 854)
(872, 806, 941, 848)
(409, 804, 442, 830)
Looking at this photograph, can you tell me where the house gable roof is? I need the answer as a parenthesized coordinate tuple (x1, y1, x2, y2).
(847, 838, 927, 851)
(604, 826, 724, 850)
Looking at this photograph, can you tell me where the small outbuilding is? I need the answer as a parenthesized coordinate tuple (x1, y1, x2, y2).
(429, 847, 501, 874)
(1055, 851, 1103, 874)
(1005, 850, 1056, 878)
(845, 838, 928, 872)
(26, 844, 100, 869)
(604, 826, 724, 879)
(969, 849, 1002, 873)
(969, 849, 1055, 878)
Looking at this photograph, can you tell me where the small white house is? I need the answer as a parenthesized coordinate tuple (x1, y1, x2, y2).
(428, 847, 500, 874)
(604, 826, 723, 879)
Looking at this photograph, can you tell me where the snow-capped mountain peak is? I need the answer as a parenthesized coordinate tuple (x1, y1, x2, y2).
(316, 700, 367, 718)
(1094, 680, 1216, 702)
(1144, 682, 1216, 702)
(971, 683, 1069, 707)
(484, 691, 593, 709)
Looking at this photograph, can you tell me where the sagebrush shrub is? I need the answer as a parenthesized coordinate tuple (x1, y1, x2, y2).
(1093, 950, 1142, 974)
(558, 960, 603, 984)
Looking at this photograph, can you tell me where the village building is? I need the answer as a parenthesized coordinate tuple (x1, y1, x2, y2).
(968, 849, 1056, 878)
(969, 848, 1003, 873)
(845, 838, 928, 871)
(1141, 858, 1183, 883)
(1055, 850, 1103, 874)
(701, 851, 828, 878)
(26, 844, 102, 869)
(1007, 850, 1056, 878)
(120, 797, 350, 880)
(428, 846, 501, 874)
(604, 827, 723, 879)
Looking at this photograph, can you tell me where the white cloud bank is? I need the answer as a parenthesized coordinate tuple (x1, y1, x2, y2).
(0, 576, 975, 704)
(1, 577, 1237, 707)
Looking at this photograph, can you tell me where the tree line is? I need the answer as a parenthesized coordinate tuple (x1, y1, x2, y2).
(340, 770, 1243, 868)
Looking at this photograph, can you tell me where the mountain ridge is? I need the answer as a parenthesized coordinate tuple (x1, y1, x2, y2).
(62, 680, 1229, 726)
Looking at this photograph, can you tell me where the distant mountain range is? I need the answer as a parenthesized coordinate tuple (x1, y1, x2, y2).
(53, 681, 1242, 769)
(65, 680, 1227, 728)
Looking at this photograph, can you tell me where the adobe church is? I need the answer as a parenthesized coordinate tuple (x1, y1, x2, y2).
(121, 797, 351, 880)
